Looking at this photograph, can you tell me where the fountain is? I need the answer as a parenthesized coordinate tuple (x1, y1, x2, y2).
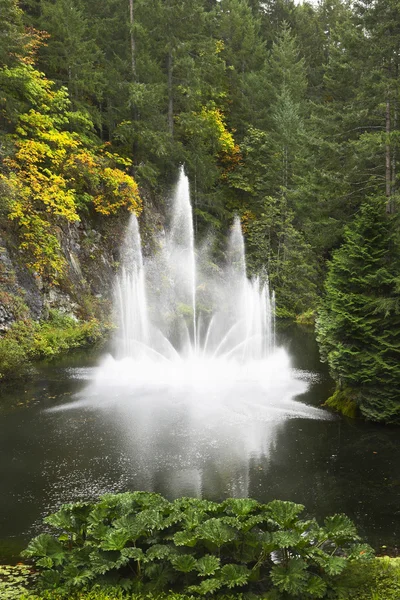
(113, 167, 275, 364)
(49, 166, 329, 501)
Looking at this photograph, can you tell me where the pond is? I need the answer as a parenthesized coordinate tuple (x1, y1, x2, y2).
(0, 324, 399, 562)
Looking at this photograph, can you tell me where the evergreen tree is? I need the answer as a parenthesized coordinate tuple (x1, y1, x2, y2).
(37, 0, 104, 126)
(316, 197, 400, 423)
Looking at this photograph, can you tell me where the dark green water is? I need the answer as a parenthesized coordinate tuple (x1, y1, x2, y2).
(0, 326, 399, 562)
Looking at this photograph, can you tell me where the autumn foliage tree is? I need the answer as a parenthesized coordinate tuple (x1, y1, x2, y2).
(0, 25, 141, 282)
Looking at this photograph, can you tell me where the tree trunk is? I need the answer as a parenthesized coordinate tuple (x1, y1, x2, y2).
(386, 95, 392, 212)
(168, 51, 174, 136)
(392, 64, 398, 199)
(128, 0, 136, 80)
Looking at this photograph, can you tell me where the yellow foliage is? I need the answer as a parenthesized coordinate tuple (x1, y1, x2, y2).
(215, 40, 225, 54)
(199, 106, 236, 155)
(240, 210, 256, 233)
(1, 60, 141, 282)
(93, 168, 141, 216)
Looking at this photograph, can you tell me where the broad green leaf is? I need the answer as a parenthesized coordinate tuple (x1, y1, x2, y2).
(272, 529, 304, 548)
(143, 562, 175, 591)
(173, 530, 198, 547)
(195, 555, 221, 576)
(121, 547, 145, 561)
(347, 543, 375, 561)
(306, 575, 328, 598)
(323, 555, 347, 576)
(172, 497, 220, 513)
(100, 528, 130, 550)
(188, 578, 223, 595)
(182, 507, 208, 530)
(323, 514, 359, 542)
(170, 554, 197, 573)
(222, 498, 260, 517)
(22, 534, 65, 566)
(195, 518, 237, 547)
(146, 544, 177, 561)
(266, 500, 305, 529)
(270, 558, 308, 594)
(219, 563, 251, 588)
(90, 549, 128, 574)
(36, 556, 54, 568)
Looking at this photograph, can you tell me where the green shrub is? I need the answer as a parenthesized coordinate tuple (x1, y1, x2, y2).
(23, 492, 374, 599)
(0, 335, 30, 380)
(336, 556, 400, 599)
(0, 310, 103, 381)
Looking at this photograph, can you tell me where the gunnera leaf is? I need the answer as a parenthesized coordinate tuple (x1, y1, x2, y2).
(22, 533, 66, 566)
(270, 558, 308, 595)
(182, 507, 208, 530)
(195, 555, 221, 576)
(272, 529, 304, 549)
(219, 563, 251, 588)
(222, 498, 260, 517)
(100, 528, 131, 551)
(144, 562, 175, 591)
(347, 543, 375, 561)
(146, 544, 178, 561)
(170, 554, 197, 573)
(266, 500, 305, 529)
(195, 518, 237, 547)
(322, 555, 347, 576)
(187, 578, 223, 595)
(323, 514, 359, 543)
(173, 530, 198, 547)
(306, 575, 328, 598)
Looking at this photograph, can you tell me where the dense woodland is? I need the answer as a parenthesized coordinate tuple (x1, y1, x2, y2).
(1, 0, 400, 423)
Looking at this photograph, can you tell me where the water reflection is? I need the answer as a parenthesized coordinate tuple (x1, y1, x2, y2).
(0, 328, 399, 560)
(48, 344, 329, 503)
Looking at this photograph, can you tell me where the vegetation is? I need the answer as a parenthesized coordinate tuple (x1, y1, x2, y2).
(22, 491, 373, 599)
(0, 310, 104, 381)
(3, 559, 400, 599)
(316, 198, 400, 424)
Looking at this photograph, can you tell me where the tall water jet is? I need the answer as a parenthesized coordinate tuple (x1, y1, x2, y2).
(114, 214, 148, 359)
(114, 168, 275, 362)
(169, 166, 197, 352)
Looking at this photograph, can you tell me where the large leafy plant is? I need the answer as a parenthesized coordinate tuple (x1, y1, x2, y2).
(23, 492, 373, 598)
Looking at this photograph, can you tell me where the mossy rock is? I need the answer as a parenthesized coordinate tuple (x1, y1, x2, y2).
(324, 388, 359, 418)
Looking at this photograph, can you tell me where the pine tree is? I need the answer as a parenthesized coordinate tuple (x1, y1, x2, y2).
(316, 196, 400, 423)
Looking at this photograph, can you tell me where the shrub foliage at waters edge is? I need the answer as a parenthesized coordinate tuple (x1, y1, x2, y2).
(22, 492, 374, 598)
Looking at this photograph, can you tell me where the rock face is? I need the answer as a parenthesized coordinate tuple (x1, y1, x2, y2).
(0, 195, 163, 331)
(0, 191, 162, 328)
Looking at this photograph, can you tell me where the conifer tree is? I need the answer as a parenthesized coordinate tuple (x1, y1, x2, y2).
(316, 197, 400, 423)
